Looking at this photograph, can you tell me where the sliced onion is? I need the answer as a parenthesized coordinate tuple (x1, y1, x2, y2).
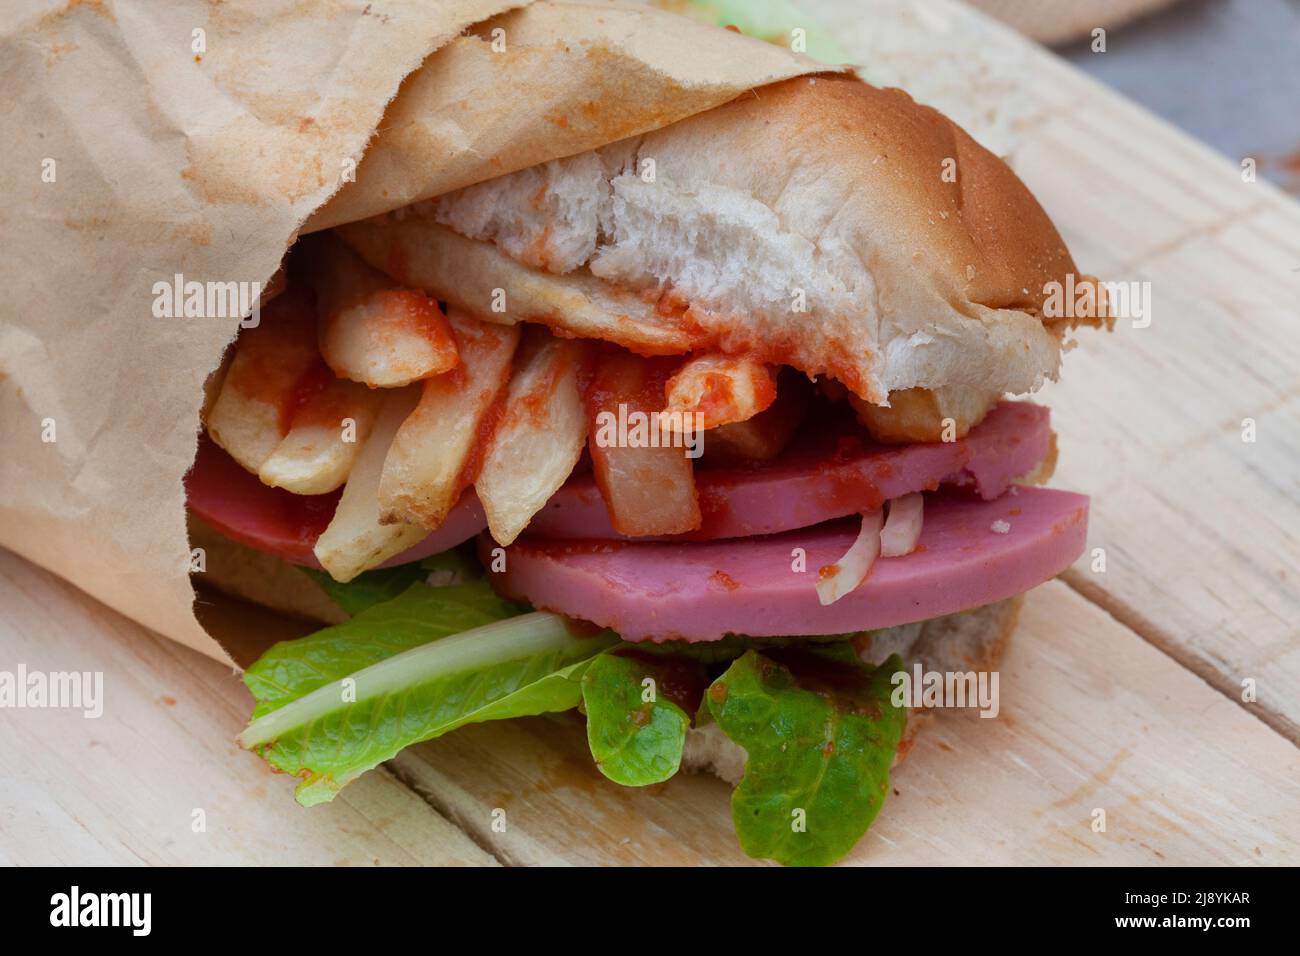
(880, 492, 924, 557)
(815, 510, 884, 606)
(425, 567, 466, 588)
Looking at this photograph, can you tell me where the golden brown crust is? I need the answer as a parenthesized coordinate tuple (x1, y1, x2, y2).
(737, 75, 1077, 317)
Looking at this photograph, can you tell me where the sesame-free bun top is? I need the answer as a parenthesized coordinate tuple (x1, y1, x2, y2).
(426, 74, 1089, 403)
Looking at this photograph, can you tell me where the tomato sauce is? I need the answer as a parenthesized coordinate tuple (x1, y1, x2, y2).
(694, 486, 734, 538)
(376, 289, 456, 353)
(454, 390, 507, 490)
(227, 284, 319, 411)
(279, 360, 337, 435)
(584, 346, 696, 535)
(709, 569, 740, 591)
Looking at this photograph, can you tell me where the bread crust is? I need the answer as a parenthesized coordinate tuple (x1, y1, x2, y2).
(633, 75, 1077, 317)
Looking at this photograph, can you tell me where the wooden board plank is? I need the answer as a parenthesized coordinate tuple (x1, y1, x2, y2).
(805, 0, 1300, 741)
(0, 549, 498, 866)
(1015, 37, 1300, 742)
(391, 582, 1300, 865)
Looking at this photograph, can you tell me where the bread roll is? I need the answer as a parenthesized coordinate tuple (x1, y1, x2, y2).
(421, 74, 1090, 406)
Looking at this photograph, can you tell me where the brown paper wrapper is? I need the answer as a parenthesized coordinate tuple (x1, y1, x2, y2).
(0, 0, 824, 665)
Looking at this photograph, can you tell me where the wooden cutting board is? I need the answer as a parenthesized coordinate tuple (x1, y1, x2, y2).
(2, 0, 1297, 865)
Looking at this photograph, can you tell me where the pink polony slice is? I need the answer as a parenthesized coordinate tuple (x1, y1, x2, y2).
(485, 487, 1088, 641)
(525, 401, 1052, 541)
(186, 434, 486, 568)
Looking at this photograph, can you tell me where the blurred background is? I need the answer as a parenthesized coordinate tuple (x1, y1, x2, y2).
(661, 0, 1300, 194)
(999, 0, 1300, 194)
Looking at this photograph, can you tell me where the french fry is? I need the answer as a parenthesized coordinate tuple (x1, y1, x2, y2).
(708, 369, 813, 461)
(663, 353, 777, 429)
(200, 346, 233, 425)
(205, 284, 320, 473)
(300, 232, 458, 388)
(336, 218, 698, 355)
(379, 311, 519, 528)
(476, 329, 587, 545)
(258, 373, 382, 495)
(586, 349, 701, 537)
(314, 387, 426, 582)
(849, 386, 1000, 444)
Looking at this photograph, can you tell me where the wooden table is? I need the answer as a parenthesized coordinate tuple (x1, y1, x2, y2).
(3, 0, 1298, 865)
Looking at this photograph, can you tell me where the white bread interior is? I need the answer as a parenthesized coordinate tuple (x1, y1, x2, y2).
(417, 75, 1086, 405)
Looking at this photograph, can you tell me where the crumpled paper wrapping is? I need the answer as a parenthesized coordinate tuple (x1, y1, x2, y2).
(0, 0, 824, 665)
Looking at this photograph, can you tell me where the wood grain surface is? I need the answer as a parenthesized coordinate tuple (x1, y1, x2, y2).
(1013, 26, 1300, 741)
(390, 582, 1299, 865)
(0, 552, 495, 867)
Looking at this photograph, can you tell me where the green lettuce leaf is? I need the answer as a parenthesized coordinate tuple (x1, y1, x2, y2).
(707, 651, 907, 866)
(299, 565, 429, 617)
(581, 653, 697, 786)
(300, 547, 482, 616)
(246, 580, 518, 718)
(675, 0, 852, 64)
(240, 581, 617, 805)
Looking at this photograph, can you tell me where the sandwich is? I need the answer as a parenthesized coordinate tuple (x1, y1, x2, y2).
(189, 73, 1103, 866)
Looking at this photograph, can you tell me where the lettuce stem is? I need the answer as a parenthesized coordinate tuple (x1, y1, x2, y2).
(239, 611, 612, 748)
